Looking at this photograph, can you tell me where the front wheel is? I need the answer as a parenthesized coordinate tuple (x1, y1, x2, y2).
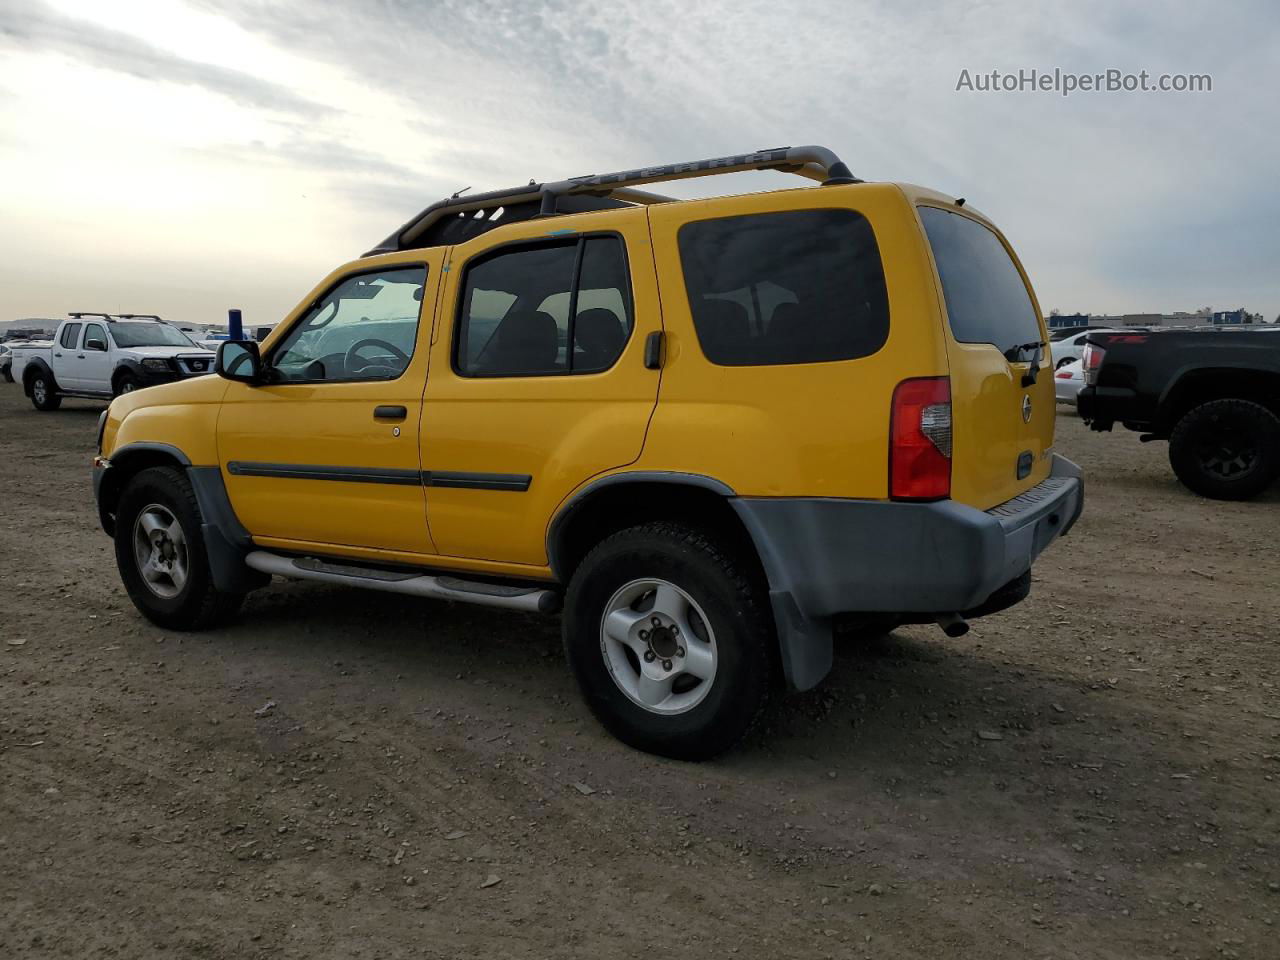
(29, 373, 61, 411)
(114, 466, 244, 629)
(1168, 398, 1280, 501)
(563, 522, 772, 760)
(114, 372, 141, 397)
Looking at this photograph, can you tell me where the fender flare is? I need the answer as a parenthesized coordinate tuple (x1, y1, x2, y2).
(22, 356, 57, 396)
(111, 358, 147, 391)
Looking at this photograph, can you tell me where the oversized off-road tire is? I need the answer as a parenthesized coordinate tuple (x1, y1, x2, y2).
(114, 466, 244, 630)
(1168, 398, 1280, 501)
(113, 371, 141, 397)
(28, 371, 61, 411)
(563, 522, 772, 761)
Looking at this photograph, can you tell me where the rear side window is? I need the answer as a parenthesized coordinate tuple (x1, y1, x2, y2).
(60, 323, 82, 349)
(456, 235, 633, 377)
(919, 207, 1041, 355)
(677, 209, 889, 366)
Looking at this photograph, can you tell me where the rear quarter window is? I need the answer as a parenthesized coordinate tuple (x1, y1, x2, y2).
(677, 209, 889, 366)
(919, 206, 1042, 354)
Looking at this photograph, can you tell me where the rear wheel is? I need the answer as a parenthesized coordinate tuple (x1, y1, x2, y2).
(29, 373, 61, 411)
(1168, 398, 1280, 501)
(114, 466, 244, 629)
(563, 522, 771, 760)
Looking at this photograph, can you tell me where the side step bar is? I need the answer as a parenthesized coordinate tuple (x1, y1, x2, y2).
(244, 551, 560, 614)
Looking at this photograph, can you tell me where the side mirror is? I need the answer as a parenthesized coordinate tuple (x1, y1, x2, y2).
(216, 340, 262, 384)
(85, 338, 107, 352)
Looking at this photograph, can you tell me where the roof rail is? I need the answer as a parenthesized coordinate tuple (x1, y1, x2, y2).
(68, 312, 112, 320)
(368, 145, 859, 255)
(116, 314, 164, 322)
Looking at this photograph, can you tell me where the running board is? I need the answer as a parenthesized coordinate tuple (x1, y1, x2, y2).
(244, 551, 560, 614)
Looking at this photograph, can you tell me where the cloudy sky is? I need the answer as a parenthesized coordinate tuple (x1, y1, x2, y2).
(1, 0, 1276, 327)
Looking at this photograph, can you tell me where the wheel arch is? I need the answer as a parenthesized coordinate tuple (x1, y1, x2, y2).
(21, 357, 57, 396)
(1159, 366, 1280, 433)
(546, 473, 748, 584)
(97, 443, 193, 536)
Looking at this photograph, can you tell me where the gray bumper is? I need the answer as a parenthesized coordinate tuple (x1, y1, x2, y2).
(733, 454, 1084, 691)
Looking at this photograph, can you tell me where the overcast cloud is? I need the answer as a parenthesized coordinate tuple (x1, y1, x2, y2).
(0, 0, 1275, 326)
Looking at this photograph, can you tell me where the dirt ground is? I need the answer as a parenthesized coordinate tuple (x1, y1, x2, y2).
(1, 385, 1277, 960)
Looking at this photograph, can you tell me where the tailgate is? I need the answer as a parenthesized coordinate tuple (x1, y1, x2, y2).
(918, 204, 1054, 509)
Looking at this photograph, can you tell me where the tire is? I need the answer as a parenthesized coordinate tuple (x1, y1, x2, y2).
(1168, 398, 1280, 501)
(2, 365, 13, 383)
(114, 372, 141, 397)
(114, 465, 244, 630)
(563, 521, 772, 761)
(28, 372, 61, 411)
(1055, 356, 1074, 369)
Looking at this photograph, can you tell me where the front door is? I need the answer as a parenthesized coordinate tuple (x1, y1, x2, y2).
(217, 252, 444, 555)
(420, 206, 662, 567)
(79, 322, 114, 392)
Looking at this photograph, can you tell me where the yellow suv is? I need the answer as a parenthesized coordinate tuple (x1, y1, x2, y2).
(93, 146, 1083, 759)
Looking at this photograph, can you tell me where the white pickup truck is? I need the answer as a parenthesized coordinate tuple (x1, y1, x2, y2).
(13, 314, 215, 410)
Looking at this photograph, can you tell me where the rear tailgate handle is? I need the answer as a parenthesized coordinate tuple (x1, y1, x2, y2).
(373, 405, 407, 421)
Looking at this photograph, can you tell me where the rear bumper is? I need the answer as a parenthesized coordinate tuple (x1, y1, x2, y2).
(1077, 385, 1147, 429)
(732, 455, 1084, 690)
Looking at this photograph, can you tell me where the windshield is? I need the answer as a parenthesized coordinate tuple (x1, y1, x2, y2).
(109, 323, 198, 348)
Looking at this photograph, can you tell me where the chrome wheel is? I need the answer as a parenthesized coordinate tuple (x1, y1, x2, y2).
(600, 578, 718, 715)
(120, 380, 136, 394)
(32, 378, 47, 404)
(132, 503, 189, 599)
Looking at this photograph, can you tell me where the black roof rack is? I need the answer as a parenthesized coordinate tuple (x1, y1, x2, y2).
(366, 144, 859, 256)
(68, 312, 165, 323)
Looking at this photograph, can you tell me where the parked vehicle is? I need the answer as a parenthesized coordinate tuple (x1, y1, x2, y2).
(0, 343, 13, 382)
(1051, 328, 1123, 368)
(1078, 329, 1280, 499)
(14, 314, 214, 410)
(1054, 358, 1084, 406)
(92, 145, 1083, 759)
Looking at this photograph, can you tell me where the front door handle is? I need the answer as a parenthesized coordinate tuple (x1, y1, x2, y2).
(373, 404, 407, 421)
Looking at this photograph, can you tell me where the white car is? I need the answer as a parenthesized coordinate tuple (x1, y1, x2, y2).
(1054, 358, 1084, 406)
(13, 314, 214, 410)
(1051, 329, 1122, 369)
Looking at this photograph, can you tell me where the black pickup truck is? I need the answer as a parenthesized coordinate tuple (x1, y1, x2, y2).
(1077, 329, 1280, 500)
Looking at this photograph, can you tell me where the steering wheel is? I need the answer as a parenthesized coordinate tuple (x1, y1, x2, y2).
(343, 338, 409, 378)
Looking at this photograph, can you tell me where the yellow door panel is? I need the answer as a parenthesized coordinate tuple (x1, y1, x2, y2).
(420, 206, 662, 565)
(218, 251, 445, 554)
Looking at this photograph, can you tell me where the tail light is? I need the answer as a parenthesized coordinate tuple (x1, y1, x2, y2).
(890, 377, 951, 501)
(1082, 341, 1105, 385)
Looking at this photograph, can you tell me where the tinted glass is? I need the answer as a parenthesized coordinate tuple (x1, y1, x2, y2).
(457, 236, 632, 377)
(111, 324, 198, 348)
(60, 323, 82, 349)
(83, 323, 108, 350)
(271, 266, 427, 382)
(677, 209, 889, 366)
(919, 207, 1042, 355)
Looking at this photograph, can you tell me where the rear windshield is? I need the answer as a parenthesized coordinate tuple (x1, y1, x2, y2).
(919, 207, 1042, 356)
(677, 209, 889, 366)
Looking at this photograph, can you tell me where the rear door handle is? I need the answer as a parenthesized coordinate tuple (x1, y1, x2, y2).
(373, 405, 407, 421)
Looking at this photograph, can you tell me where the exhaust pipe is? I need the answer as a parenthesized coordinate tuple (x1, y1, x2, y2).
(936, 613, 969, 638)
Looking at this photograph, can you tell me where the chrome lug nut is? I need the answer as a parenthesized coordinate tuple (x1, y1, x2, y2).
(676, 646, 685, 657)
(662, 659, 673, 671)
(651, 616, 662, 627)
(639, 629, 650, 641)
(643, 650, 656, 663)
